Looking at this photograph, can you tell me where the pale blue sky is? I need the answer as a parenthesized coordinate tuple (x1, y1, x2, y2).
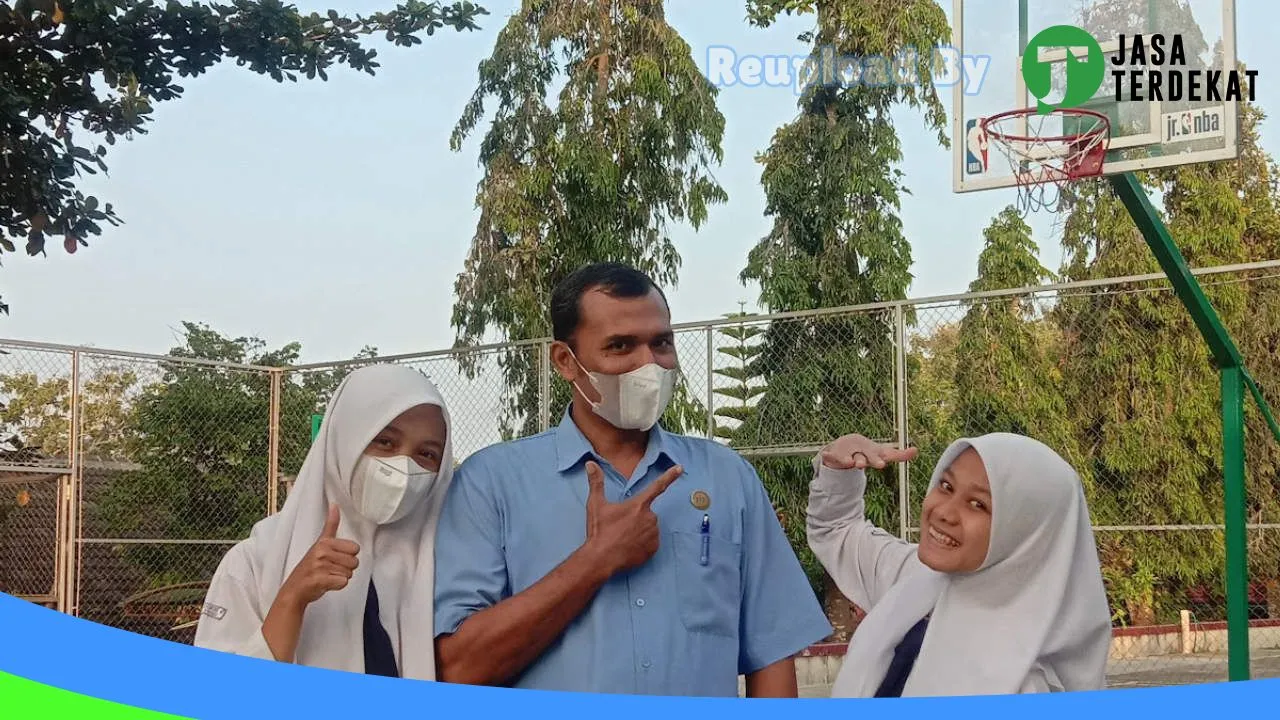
(2, 0, 1276, 364)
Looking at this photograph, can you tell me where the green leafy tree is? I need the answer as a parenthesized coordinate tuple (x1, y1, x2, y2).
(1044, 0, 1268, 628)
(1224, 99, 1280, 617)
(1153, 94, 1280, 618)
(0, 364, 138, 545)
(1054, 142, 1256, 629)
(952, 208, 1077, 454)
(94, 322, 372, 587)
(0, 0, 487, 313)
(711, 308, 765, 444)
(0, 365, 140, 460)
(903, 320, 962, 523)
(907, 210, 1067, 515)
(734, 0, 950, 617)
(448, 0, 726, 439)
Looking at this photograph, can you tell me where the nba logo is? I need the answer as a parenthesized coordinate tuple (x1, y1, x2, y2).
(965, 118, 988, 174)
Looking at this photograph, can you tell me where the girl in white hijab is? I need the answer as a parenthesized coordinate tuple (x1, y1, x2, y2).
(194, 363, 454, 680)
(807, 431, 1111, 697)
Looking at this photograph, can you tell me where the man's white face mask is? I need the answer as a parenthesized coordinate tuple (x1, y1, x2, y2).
(568, 350, 678, 431)
(349, 454, 439, 525)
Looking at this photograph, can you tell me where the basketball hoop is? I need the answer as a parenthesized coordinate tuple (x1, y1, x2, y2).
(980, 108, 1111, 215)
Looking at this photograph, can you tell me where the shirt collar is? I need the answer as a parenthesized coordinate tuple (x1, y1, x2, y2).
(554, 405, 679, 474)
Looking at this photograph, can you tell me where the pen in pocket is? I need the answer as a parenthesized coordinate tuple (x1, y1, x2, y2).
(699, 514, 710, 566)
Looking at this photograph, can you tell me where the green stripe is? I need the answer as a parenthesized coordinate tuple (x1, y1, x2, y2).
(0, 671, 191, 719)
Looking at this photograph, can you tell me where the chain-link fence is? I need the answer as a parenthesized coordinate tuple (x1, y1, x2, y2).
(2, 259, 1278, 690)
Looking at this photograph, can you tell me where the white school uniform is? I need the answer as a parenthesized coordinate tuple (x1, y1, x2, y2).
(193, 364, 455, 680)
(807, 433, 1111, 697)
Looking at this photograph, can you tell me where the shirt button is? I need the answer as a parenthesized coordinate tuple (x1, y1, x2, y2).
(642, 660, 652, 669)
(635, 598, 646, 607)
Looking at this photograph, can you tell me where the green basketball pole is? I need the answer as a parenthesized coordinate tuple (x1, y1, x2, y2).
(1109, 171, 1280, 682)
(311, 414, 323, 442)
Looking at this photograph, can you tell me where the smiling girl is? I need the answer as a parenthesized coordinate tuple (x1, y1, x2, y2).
(807, 432, 1111, 697)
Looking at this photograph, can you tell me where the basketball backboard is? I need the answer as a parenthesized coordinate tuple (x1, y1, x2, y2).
(953, 0, 1240, 195)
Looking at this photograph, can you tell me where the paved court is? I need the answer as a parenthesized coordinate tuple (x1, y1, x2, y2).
(1105, 649, 1280, 689)
(788, 649, 1280, 697)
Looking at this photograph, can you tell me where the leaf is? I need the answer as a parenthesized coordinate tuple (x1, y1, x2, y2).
(0, 0, 491, 316)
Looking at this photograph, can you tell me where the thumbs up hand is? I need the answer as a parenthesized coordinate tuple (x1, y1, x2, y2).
(279, 503, 362, 609)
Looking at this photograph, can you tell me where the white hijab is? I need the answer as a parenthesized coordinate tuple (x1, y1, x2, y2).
(833, 433, 1111, 697)
(238, 363, 453, 679)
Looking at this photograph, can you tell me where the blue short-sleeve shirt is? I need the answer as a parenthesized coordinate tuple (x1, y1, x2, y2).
(433, 408, 833, 696)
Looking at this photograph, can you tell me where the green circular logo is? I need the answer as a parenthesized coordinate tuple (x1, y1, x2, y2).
(1022, 25, 1105, 113)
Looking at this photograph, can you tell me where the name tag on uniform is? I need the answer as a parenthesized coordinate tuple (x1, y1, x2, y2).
(202, 602, 227, 621)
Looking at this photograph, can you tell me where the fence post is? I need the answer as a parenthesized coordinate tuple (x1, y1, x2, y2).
(267, 369, 282, 515)
(893, 304, 910, 540)
(705, 327, 715, 440)
(59, 350, 82, 616)
(539, 340, 551, 432)
(54, 474, 69, 612)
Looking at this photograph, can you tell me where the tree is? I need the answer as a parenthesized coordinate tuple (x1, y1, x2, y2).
(93, 322, 371, 587)
(734, 0, 950, 621)
(711, 309, 765, 444)
(1223, 95, 1280, 618)
(903, 248, 1078, 551)
(0, 0, 487, 313)
(0, 363, 139, 548)
(0, 364, 140, 460)
(448, 0, 726, 439)
(1153, 90, 1280, 618)
(903, 320, 962, 521)
(1051, 0, 1273, 627)
(952, 208, 1075, 450)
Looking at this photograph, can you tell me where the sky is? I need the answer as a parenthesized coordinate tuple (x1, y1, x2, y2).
(2, 0, 1277, 366)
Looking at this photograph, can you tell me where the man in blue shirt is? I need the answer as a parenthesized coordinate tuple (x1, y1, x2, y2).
(432, 262, 833, 696)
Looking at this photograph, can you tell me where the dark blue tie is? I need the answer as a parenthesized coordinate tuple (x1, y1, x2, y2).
(363, 581, 400, 677)
(874, 615, 930, 698)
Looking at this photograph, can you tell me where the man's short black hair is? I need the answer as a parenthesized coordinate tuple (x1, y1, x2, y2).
(551, 262, 669, 344)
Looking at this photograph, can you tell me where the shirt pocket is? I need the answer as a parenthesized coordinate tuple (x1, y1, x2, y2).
(669, 530, 742, 638)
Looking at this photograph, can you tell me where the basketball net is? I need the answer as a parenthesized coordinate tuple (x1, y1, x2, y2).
(981, 108, 1111, 216)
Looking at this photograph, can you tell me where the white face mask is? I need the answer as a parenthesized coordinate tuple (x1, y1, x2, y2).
(569, 352, 678, 431)
(349, 454, 439, 525)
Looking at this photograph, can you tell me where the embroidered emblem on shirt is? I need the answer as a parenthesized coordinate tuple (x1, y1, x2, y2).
(690, 490, 711, 510)
(202, 602, 227, 621)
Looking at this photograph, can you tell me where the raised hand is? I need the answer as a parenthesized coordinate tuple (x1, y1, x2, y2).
(820, 433, 919, 470)
(583, 460, 683, 576)
(280, 503, 362, 608)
